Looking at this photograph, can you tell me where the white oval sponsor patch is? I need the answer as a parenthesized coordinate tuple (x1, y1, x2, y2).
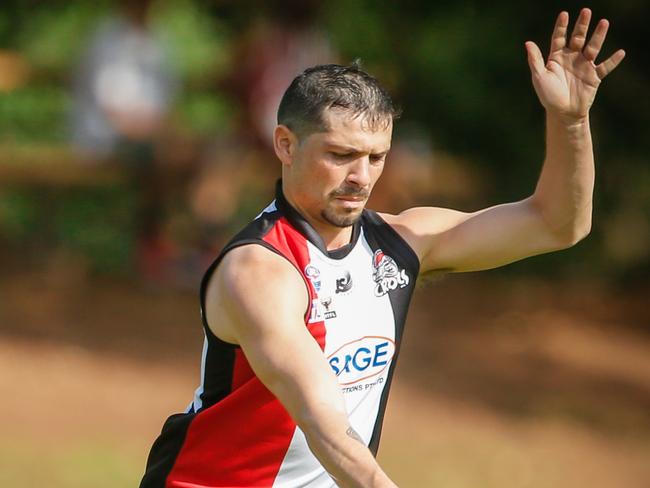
(327, 336, 395, 386)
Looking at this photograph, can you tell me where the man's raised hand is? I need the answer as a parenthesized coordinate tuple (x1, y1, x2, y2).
(525, 8, 625, 122)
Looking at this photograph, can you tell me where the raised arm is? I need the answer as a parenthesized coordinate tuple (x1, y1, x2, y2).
(384, 8, 625, 275)
(205, 245, 397, 488)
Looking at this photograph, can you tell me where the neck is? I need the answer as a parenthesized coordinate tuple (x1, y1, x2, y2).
(281, 184, 355, 251)
(308, 218, 354, 251)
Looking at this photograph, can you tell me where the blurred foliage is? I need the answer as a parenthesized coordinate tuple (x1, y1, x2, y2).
(153, 0, 230, 85)
(15, 2, 109, 75)
(0, 189, 39, 242)
(51, 186, 136, 273)
(0, 86, 70, 143)
(0, 185, 136, 273)
(176, 91, 234, 137)
(0, 0, 647, 279)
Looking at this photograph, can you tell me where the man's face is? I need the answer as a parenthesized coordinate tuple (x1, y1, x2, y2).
(285, 108, 392, 229)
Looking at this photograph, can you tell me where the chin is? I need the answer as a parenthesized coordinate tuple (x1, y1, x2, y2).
(321, 207, 363, 228)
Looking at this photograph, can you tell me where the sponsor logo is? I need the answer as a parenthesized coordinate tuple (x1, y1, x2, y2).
(372, 249, 410, 297)
(308, 296, 337, 322)
(335, 271, 353, 294)
(327, 336, 395, 385)
(304, 264, 321, 292)
(320, 296, 337, 319)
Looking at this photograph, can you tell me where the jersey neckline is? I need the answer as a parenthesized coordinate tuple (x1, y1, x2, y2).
(274, 180, 362, 260)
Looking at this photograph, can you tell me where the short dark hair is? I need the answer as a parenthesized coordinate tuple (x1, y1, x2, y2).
(277, 62, 400, 139)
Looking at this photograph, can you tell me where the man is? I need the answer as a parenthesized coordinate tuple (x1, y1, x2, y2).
(141, 9, 624, 487)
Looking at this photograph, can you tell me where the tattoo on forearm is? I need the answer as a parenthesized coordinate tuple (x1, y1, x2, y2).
(346, 426, 364, 444)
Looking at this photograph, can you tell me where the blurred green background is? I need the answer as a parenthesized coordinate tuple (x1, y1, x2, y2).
(1, 0, 648, 281)
(1, 1, 648, 487)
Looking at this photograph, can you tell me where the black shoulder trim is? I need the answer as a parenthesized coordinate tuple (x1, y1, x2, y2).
(362, 209, 421, 275)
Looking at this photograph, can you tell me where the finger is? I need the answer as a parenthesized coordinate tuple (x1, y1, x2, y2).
(525, 41, 546, 75)
(596, 49, 626, 79)
(549, 11, 569, 56)
(583, 19, 609, 61)
(569, 8, 592, 51)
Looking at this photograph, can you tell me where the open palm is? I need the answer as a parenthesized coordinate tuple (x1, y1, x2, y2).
(525, 8, 625, 121)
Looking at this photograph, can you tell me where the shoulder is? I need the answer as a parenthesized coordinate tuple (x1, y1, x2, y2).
(204, 244, 310, 343)
(219, 244, 304, 293)
(375, 207, 470, 265)
(378, 206, 468, 232)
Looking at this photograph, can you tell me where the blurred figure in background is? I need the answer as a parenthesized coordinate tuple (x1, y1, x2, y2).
(70, 0, 178, 281)
(227, 0, 334, 150)
(70, 0, 176, 159)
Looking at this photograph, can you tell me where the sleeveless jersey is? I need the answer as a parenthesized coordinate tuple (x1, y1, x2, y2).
(141, 182, 420, 488)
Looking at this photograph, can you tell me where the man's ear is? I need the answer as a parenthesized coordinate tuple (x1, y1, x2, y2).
(273, 125, 298, 167)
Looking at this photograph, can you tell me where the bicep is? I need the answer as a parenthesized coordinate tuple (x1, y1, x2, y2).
(389, 198, 567, 274)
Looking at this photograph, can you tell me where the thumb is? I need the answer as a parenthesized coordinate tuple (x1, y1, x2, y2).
(525, 41, 545, 75)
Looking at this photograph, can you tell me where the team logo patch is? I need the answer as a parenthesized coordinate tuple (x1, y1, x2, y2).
(372, 249, 410, 297)
(327, 336, 395, 385)
(304, 264, 321, 292)
(320, 296, 337, 319)
(308, 296, 337, 322)
(335, 271, 353, 294)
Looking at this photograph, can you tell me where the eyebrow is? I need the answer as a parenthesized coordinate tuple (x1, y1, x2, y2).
(326, 143, 390, 156)
(326, 144, 359, 152)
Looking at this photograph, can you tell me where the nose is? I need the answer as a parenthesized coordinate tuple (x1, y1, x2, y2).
(345, 156, 371, 189)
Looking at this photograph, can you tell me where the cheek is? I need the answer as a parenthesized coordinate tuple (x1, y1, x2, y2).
(313, 161, 347, 189)
(298, 161, 341, 201)
(370, 163, 385, 185)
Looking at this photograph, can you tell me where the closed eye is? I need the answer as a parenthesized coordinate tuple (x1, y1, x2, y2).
(329, 151, 356, 161)
(328, 151, 387, 164)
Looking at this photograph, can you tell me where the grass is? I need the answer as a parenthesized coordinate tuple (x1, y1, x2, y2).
(0, 437, 144, 488)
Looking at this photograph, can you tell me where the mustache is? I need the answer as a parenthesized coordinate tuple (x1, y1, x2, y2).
(330, 186, 370, 199)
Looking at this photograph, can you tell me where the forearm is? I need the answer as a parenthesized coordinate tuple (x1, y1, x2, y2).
(265, 364, 395, 486)
(301, 414, 397, 488)
(531, 112, 594, 245)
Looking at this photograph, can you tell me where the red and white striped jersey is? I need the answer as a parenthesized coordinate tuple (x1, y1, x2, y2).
(141, 182, 420, 487)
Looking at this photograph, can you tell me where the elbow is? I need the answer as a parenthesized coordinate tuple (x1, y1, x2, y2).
(554, 220, 592, 250)
(568, 211, 593, 246)
(530, 198, 593, 250)
(574, 220, 592, 244)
